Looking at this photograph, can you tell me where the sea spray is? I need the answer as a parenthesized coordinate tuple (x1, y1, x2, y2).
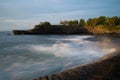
(0, 33, 119, 80)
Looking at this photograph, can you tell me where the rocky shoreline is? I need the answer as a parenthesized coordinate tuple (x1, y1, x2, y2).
(13, 25, 92, 35)
(33, 50, 120, 80)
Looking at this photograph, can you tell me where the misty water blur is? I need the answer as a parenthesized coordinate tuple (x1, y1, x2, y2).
(0, 31, 119, 80)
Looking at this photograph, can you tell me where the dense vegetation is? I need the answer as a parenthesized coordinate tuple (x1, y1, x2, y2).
(34, 16, 120, 34)
(36, 16, 120, 27)
(85, 16, 120, 34)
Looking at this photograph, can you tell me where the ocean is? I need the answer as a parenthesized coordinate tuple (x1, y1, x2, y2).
(0, 31, 119, 80)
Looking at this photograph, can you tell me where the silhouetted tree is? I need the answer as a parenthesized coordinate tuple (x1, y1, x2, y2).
(80, 19, 85, 26)
(86, 18, 92, 26)
(40, 22, 51, 26)
(72, 20, 79, 25)
(60, 20, 78, 26)
(60, 21, 66, 25)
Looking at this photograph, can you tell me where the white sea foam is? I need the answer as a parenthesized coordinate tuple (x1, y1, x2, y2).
(11, 35, 117, 58)
(1, 35, 118, 80)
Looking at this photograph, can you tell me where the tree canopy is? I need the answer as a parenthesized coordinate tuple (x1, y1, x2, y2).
(80, 19, 85, 26)
(86, 16, 120, 27)
(40, 22, 51, 26)
(60, 20, 79, 26)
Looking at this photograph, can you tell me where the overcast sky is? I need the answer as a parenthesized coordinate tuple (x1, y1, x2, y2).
(0, 0, 120, 31)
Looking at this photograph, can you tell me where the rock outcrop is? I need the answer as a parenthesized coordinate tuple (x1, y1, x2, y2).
(13, 25, 92, 35)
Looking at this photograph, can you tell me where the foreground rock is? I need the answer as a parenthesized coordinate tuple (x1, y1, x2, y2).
(33, 50, 120, 80)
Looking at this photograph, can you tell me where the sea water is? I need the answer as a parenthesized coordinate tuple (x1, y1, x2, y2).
(0, 31, 118, 80)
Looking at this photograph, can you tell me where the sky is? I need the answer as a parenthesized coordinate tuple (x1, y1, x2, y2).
(0, 0, 120, 31)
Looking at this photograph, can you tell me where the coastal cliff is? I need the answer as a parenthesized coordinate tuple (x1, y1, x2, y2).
(33, 50, 120, 80)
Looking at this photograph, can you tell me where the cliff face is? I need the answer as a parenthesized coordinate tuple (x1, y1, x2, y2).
(33, 50, 120, 80)
(13, 25, 92, 35)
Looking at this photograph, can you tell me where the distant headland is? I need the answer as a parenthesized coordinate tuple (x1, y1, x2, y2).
(13, 16, 120, 35)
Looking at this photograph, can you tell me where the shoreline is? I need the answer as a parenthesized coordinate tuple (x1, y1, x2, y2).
(33, 50, 120, 80)
(12, 30, 120, 37)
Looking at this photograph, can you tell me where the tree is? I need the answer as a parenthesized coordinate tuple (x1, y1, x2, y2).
(111, 16, 119, 26)
(80, 19, 85, 26)
(105, 16, 119, 27)
(94, 16, 106, 25)
(86, 18, 92, 26)
(72, 20, 79, 25)
(60, 21, 66, 25)
(40, 22, 51, 26)
(105, 17, 111, 26)
(67, 21, 73, 26)
(119, 17, 120, 25)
